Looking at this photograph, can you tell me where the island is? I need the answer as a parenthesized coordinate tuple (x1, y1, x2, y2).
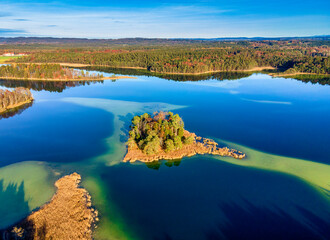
(123, 111, 245, 163)
(0, 87, 33, 114)
(0, 63, 136, 81)
(2, 173, 98, 240)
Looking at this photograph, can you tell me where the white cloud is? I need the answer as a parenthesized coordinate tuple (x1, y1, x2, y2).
(241, 98, 292, 105)
(0, 2, 329, 38)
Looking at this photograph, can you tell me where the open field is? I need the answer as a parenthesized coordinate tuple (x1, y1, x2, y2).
(0, 56, 20, 64)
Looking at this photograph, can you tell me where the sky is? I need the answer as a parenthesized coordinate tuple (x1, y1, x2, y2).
(0, 0, 329, 38)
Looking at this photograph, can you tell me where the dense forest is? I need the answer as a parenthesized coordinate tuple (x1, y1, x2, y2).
(127, 112, 194, 155)
(0, 64, 104, 80)
(15, 46, 330, 74)
(0, 87, 33, 113)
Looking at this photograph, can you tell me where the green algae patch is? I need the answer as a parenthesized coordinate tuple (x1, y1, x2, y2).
(61, 97, 186, 166)
(0, 161, 56, 229)
(82, 175, 137, 240)
(213, 140, 330, 198)
(60, 97, 187, 239)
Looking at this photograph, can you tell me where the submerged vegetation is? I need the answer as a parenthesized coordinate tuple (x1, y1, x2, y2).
(124, 112, 245, 162)
(0, 87, 33, 114)
(0, 63, 104, 80)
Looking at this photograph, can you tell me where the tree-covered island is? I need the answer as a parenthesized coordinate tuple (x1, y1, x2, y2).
(0, 87, 33, 114)
(124, 111, 245, 162)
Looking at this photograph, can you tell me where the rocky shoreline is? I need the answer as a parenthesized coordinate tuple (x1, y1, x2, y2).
(124, 130, 245, 163)
(2, 173, 98, 240)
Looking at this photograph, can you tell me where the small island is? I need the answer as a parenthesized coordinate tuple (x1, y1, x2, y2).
(123, 111, 245, 162)
(3, 173, 98, 240)
(0, 63, 136, 81)
(0, 87, 33, 114)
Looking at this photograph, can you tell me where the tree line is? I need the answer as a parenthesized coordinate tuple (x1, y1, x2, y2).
(0, 87, 33, 112)
(16, 47, 330, 74)
(0, 64, 104, 80)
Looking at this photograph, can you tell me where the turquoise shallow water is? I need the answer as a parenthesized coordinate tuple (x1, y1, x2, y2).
(0, 72, 329, 239)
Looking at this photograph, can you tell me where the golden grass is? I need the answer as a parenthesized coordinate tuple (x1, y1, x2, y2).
(4, 173, 98, 240)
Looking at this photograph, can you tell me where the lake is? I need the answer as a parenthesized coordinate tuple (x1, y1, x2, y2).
(0, 70, 329, 240)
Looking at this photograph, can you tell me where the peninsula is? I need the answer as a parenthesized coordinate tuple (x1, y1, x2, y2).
(123, 111, 245, 163)
(2, 173, 98, 240)
(0, 87, 33, 114)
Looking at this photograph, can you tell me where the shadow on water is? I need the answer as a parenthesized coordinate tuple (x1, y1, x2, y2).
(281, 74, 330, 85)
(83, 66, 253, 82)
(83, 66, 330, 85)
(0, 180, 29, 230)
(118, 113, 134, 143)
(0, 79, 104, 93)
(0, 101, 33, 120)
(261, 69, 330, 85)
(1, 219, 46, 240)
(205, 200, 330, 240)
(145, 159, 181, 170)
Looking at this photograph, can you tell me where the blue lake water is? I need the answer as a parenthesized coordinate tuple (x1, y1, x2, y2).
(0, 71, 329, 239)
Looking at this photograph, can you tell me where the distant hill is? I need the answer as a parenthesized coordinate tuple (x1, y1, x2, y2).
(0, 36, 329, 45)
(198, 35, 330, 41)
(0, 37, 205, 45)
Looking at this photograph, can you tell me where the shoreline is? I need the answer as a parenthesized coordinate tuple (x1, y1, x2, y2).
(14, 62, 276, 75)
(268, 72, 329, 77)
(7, 62, 329, 77)
(150, 66, 276, 75)
(0, 75, 137, 82)
(0, 99, 33, 115)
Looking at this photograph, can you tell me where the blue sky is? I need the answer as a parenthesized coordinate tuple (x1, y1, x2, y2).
(0, 0, 329, 38)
